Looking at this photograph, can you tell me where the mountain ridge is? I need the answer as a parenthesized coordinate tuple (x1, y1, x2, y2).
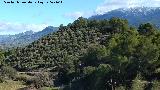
(90, 7, 160, 27)
(0, 26, 58, 49)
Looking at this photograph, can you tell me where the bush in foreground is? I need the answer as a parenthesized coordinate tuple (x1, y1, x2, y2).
(1, 66, 17, 80)
(32, 72, 53, 89)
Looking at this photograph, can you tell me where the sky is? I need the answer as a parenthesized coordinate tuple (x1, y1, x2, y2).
(0, 0, 160, 35)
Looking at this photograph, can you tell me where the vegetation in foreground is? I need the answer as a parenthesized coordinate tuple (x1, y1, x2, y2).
(0, 80, 26, 90)
(0, 17, 160, 89)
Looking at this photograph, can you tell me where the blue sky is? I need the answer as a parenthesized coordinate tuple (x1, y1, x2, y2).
(0, 0, 160, 35)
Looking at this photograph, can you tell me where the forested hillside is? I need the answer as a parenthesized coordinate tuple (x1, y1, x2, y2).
(1, 17, 160, 90)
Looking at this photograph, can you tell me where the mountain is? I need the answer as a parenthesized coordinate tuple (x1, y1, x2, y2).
(90, 7, 160, 27)
(5, 17, 160, 89)
(7, 17, 110, 71)
(0, 26, 58, 49)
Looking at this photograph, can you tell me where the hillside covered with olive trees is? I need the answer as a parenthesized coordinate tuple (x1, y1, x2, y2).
(0, 17, 160, 90)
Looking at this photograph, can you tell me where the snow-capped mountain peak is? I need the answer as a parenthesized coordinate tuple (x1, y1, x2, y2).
(90, 7, 160, 27)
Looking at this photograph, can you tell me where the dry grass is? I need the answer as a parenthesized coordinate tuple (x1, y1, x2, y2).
(0, 80, 26, 90)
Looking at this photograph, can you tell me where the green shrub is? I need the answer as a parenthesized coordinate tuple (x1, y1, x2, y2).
(151, 80, 160, 90)
(32, 72, 53, 89)
(131, 74, 147, 90)
(83, 66, 96, 75)
(115, 85, 126, 90)
(1, 66, 17, 80)
(15, 75, 28, 82)
(0, 76, 5, 83)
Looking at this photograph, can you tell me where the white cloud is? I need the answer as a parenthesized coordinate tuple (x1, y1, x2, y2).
(96, 0, 160, 14)
(64, 12, 84, 19)
(64, 0, 160, 20)
(0, 21, 49, 35)
(63, 11, 94, 20)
